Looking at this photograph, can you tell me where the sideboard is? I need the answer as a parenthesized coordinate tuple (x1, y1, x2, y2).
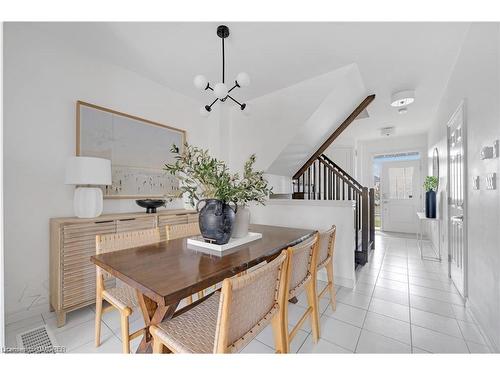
(49, 209, 197, 327)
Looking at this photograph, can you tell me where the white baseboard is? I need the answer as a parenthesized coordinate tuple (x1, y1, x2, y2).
(466, 299, 499, 353)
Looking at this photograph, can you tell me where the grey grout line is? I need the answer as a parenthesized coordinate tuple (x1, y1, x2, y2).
(295, 331, 311, 353)
(406, 238, 415, 352)
(353, 241, 387, 353)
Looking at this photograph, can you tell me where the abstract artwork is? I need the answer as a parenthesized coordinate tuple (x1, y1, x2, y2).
(77, 101, 185, 198)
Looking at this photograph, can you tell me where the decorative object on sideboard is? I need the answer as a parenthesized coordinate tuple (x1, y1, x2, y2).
(65, 156, 111, 218)
(136, 199, 167, 213)
(232, 155, 273, 238)
(424, 176, 438, 219)
(164, 143, 271, 244)
(76, 101, 185, 198)
(193, 25, 251, 117)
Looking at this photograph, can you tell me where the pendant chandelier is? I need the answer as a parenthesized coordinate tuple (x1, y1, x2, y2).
(193, 25, 250, 117)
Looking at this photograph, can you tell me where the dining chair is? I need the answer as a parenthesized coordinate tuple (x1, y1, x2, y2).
(165, 221, 200, 242)
(316, 225, 337, 311)
(95, 228, 161, 353)
(281, 234, 320, 352)
(165, 222, 203, 303)
(149, 250, 289, 353)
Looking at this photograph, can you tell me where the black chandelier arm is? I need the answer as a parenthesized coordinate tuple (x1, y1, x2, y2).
(226, 95, 245, 107)
(205, 98, 218, 111)
(227, 83, 239, 94)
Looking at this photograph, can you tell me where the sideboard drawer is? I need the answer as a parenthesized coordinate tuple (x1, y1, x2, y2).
(116, 216, 157, 233)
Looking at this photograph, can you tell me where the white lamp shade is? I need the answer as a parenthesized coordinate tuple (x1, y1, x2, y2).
(391, 90, 415, 107)
(236, 72, 250, 87)
(193, 75, 208, 90)
(213, 83, 228, 99)
(65, 156, 111, 185)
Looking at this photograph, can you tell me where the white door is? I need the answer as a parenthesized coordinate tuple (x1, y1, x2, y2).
(380, 159, 421, 233)
(447, 102, 467, 298)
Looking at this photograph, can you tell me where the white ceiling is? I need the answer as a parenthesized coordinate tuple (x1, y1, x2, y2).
(30, 22, 469, 141)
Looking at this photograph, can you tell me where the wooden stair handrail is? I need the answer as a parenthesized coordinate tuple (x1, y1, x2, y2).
(319, 154, 363, 190)
(317, 158, 361, 193)
(293, 94, 375, 179)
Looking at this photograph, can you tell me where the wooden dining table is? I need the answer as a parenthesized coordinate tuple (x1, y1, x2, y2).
(90, 223, 316, 353)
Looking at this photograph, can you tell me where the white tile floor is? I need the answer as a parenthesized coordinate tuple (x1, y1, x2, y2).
(4, 232, 495, 353)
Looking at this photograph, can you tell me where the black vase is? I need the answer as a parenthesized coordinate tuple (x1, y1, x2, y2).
(425, 190, 437, 218)
(196, 199, 237, 245)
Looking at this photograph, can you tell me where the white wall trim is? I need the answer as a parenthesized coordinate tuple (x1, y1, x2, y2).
(467, 299, 499, 352)
(0, 22, 5, 349)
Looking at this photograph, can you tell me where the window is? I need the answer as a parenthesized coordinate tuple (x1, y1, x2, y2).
(388, 167, 414, 199)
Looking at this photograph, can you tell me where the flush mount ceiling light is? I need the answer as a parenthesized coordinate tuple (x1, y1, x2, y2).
(391, 90, 415, 107)
(194, 25, 250, 117)
(380, 126, 395, 137)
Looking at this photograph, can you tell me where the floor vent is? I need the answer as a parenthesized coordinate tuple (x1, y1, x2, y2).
(16, 325, 62, 353)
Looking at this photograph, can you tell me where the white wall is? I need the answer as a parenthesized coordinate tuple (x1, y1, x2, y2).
(3, 24, 220, 317)
(250, 200, 356, 288)
(427, 23, 500, 350)
(357, 133, 428, 188)
(227, 65, 366, 175)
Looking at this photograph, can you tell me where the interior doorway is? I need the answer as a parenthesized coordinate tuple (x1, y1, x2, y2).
(372, 151, 422, 233)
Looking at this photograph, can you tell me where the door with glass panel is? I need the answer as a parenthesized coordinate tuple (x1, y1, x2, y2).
(380, 159, 421, 233)
(447, 102, 467, 298)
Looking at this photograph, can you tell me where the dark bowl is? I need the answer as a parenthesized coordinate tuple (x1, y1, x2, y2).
(136, 199, 166, 213)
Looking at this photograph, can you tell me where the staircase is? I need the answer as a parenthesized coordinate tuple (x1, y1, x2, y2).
(292, 154, 375, 265)
(289, 94, 376, 266)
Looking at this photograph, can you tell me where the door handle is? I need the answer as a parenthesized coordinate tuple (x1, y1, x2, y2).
(451, 215, 463, 222)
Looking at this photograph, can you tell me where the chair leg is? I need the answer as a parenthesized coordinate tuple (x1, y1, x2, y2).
(283, 299, 291, 353)
(186, 295, 193, 304)
(326, 260, 336, 311)
(197, 290, 204, 300)
(271, 313, 286, 353)
(95, 295, 103, 347)
(120, 311, 130, 354)
(152, 337, 163, 354)
(306, 280, 320, 343)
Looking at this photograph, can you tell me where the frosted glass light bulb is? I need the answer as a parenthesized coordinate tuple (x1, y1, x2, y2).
(236, 72, 250, 87)
(193, 75, 208, 90)
(213, 83, 228, 99)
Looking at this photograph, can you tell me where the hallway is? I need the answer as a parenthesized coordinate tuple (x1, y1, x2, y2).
(339, 231, 493, 353)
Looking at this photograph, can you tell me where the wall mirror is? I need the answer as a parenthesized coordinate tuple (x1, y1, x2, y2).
(77, 101, 185, 199)
(432, 147, 440, 190)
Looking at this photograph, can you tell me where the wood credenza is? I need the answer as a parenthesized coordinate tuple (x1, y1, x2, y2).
(49, 209, 197, 327)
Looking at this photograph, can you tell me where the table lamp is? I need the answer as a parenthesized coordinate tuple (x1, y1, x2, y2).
(65, 156, 112, 218)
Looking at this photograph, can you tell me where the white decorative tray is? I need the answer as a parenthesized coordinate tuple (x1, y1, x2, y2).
(187, 232, 262, 254)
